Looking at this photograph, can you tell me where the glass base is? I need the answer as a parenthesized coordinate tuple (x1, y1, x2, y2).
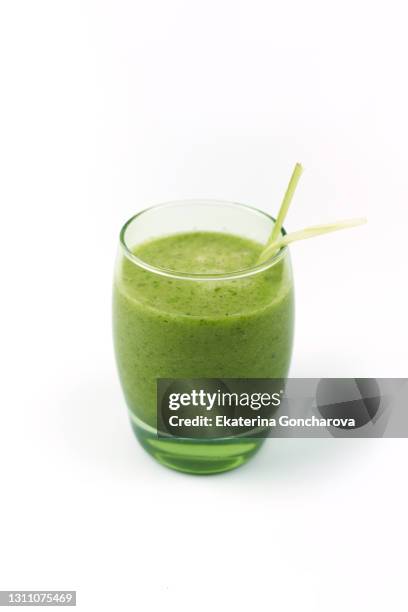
(130, 415, 265, 475)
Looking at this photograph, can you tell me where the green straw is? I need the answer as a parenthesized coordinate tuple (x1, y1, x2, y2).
(257, 162, 366, 263)
(267, 162, 303, 248)
(257, 217, 367, 264)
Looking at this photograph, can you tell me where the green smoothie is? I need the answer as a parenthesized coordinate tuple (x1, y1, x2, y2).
(113, 231, 294, 435)
(112, 170, 363, 473)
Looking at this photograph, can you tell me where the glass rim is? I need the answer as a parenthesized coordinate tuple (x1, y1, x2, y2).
(119, 199, 288, 281)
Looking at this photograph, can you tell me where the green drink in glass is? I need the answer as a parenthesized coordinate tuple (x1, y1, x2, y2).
(113, 200, 294, 474)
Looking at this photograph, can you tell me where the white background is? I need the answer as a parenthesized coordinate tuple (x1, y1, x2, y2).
(1, 1, 407, 610)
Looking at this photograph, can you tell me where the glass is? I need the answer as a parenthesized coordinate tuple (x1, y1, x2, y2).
(113, 200, 294, 474)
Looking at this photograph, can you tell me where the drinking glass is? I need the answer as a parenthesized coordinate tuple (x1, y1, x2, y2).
(113, 200, 294, 474)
